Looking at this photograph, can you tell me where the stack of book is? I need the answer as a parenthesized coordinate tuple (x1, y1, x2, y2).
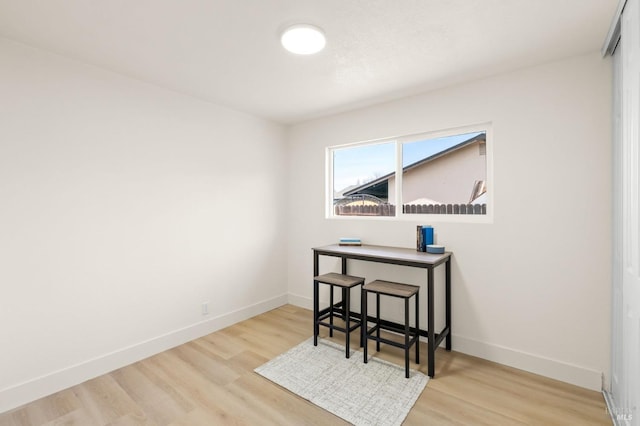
(416, 226, 434, 252)
(339, 237, 362, 246)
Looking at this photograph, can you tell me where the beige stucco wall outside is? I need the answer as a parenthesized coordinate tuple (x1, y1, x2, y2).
(388, 141, 486, 204)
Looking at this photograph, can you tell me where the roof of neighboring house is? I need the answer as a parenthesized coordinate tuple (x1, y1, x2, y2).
(343, 132, 486, 197)
(334, 184, 361, 199)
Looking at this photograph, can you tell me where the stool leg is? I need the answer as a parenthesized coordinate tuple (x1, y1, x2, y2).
(376, 293, 381, 352)
(313, 280, 319, 346)
(415, 290, 420, 364)
(405, 297, 410, 378)
(329, 285, 334, 338)
(359, 284, 363, 348)
(342, 288, 347, 320)
(363, 288, 368, 363)
(345, 287, 351, 358)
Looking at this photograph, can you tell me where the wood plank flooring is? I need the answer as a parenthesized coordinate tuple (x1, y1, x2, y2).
(0, 305, 611, 425)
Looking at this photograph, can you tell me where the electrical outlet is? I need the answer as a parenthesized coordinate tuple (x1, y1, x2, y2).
(202, 301, 209, 316)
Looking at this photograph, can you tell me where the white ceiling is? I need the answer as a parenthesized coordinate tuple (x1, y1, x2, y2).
(0, 0, 617, 124)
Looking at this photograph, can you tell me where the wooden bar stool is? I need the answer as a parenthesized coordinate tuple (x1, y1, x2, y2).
(313, 272, 365, 358)
(362, 280, 420, 378)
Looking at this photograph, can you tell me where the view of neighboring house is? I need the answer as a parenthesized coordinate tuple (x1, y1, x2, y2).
(338, 132, 487, 208)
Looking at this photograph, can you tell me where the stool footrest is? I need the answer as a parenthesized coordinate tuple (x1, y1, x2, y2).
(318, 301, 344, 317)
(365, 326, 419, 350)
(318, 310, 343, 323)
(367, 322, 417, 336)
(318, 320, 361, 334)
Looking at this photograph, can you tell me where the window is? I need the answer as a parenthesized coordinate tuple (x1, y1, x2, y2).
(332, 142, 396, 216)
(328, 125, 490, 218)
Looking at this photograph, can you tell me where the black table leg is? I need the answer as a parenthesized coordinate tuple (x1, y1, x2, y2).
(428, 267, 435, 378)
(313, 279, 319, 346)
(341, 257, 348, 320)
(445, 258, 452, 351)
(363, 288, 368, 363)
(313, 251, 319, 277)
(313, 252, 319, 345)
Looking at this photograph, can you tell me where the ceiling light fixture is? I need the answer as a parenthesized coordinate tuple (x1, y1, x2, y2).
(280, 24, 326, 55)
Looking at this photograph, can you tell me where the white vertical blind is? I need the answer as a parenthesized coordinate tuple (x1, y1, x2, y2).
(608, 0, 640, 424)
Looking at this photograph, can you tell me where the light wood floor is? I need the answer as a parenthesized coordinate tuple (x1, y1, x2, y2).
(0, 305, 611, 425)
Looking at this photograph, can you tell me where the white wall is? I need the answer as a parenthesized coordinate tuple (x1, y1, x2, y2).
(0, 38, 287, 412)
(287, 52, 612, 390)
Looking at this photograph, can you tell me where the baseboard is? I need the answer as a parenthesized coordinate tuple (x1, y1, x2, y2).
(0, 293, 288, 414)
(288, 292, 313, 310)
(288, 293, 602, 391)
(439, 334, 603, 391)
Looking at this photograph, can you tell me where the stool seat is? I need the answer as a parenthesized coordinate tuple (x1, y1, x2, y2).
(363, 280, 419, 298)
(315, 272, 365, 288)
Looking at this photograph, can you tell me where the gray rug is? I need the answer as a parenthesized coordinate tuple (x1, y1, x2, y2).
(254, 338, 428, 426)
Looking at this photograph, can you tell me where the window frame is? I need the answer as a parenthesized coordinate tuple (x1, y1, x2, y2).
(326, 122, 493, 223)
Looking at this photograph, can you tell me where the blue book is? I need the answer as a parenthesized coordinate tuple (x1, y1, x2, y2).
(339, 237, 361, 246)
(339, 237, 361, 243)
(421, 226, 434, 251)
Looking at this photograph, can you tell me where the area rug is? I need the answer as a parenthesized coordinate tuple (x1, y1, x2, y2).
(254, 338, 428, 426)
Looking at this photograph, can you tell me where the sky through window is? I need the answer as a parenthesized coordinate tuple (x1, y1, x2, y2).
(333, 132, 482, 193)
